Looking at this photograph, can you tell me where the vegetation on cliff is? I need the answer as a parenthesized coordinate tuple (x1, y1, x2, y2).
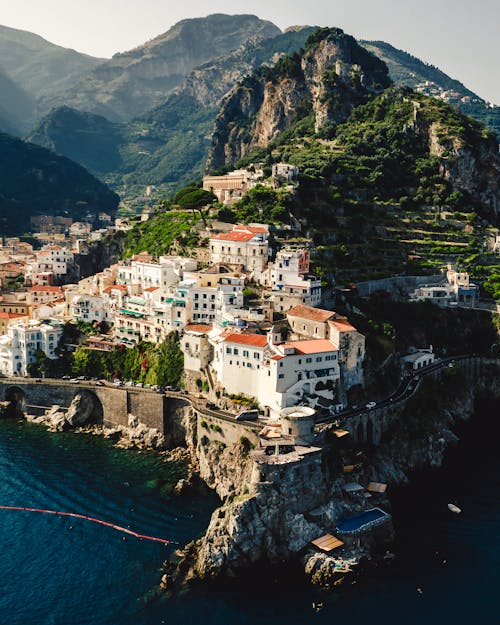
(362, 40, 500, 140)
(72, 333, 184, 387)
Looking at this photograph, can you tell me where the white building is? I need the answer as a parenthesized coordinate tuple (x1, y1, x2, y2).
(402, 346, 435, 371)
(117, 254, 197, 289)
(182, 323, 213, 373)
(210, 330, 341, 417)
(209, 225, 269, 273)
(272, 163, 299, 183)
(262, 247, 321, 312)
(410, 266, 478, 308)
(287, 305, 365, 394)
(0, 319, 64, 376)
(69, 294, 110, 324)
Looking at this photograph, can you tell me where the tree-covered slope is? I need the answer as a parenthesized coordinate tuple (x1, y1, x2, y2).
(0, 132, 119, 234)
(362, 40, 500, 140)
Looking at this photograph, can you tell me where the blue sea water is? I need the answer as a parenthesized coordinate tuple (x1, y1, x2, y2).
(0, 399, 497, 625)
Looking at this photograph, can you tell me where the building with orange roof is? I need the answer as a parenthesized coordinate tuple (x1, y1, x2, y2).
(211, 328, 341, 417)
(182, 323, 213, 373)
(286, 304, 365, 397)
(209, 225, 269, 273)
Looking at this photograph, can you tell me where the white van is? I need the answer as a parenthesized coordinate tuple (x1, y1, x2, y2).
(235, 409, 259, 421)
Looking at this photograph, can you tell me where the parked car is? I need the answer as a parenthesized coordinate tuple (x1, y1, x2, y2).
(235, 409, 259, 421)
(95, 381, 104, 386)
(69, 378, 79, 384)
(366, 402, 377, 409)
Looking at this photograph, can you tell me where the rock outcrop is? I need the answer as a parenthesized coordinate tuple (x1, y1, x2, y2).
(27, 390, 102, 431)
(206, 28, 391, 170)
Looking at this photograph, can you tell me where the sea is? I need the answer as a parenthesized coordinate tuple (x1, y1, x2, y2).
(0, 396, 497, 625)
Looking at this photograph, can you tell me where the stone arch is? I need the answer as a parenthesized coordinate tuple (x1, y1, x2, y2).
(66, 390, 104, 427)
(5, 386, 26, 417)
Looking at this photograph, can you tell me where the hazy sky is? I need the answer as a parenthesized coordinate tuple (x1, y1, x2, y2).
(2, 0, 499, 104)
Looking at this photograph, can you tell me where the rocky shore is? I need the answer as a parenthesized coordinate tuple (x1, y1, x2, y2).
(170, 365, 500, 590)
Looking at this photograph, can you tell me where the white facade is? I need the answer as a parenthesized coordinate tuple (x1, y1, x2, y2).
(211, 331, 340, 417)
(209, 225, 269, 272)
(0, 319, 64, 376)
(182, 324, 213, 372)
(262, 247, 321, 313)
(117, 255, 197, 289)
(70, 294, 110, 324)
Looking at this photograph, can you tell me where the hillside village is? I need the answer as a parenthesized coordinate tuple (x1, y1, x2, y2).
(0, 162, 491, 421)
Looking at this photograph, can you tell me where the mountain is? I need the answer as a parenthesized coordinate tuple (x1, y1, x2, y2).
(41, 14, 281, 122)
(0, 24, 104, 105)
(0, 132, 119, 235)
(28, 27, 316, 195)
(0, 66, 35, 134)
(191, 27, 500, 294)
(362, 40, 500, 139)
(206, 27, 391, 171)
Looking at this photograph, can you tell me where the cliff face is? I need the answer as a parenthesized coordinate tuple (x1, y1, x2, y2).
(417, 110, 500, 216)
(175, 362, 500, 587)
(206, 29, 391, 170)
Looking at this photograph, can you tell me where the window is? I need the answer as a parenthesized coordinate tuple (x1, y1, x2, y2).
(226, 347, 232, 354)
(278, 373, 284, 379)
(234, 348, 239, 355)
(254, 352, 259, 359)
(279, 362, 283, 367)
(306, 357, 312, 363)
(316, 357, 322, 362)
(243, 350, 249, 358)
(247, 362, 251, 368)
(298, 359, 302, 364)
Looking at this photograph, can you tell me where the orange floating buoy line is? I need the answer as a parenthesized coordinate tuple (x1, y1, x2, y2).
(0, 505, 179, 545)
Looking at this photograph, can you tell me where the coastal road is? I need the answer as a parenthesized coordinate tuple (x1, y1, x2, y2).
(0, 354, 481, 431)
(315, 354, 474, 425)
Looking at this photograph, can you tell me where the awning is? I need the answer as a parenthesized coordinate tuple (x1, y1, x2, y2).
(343, 482, 364, 493)
(334, 429, 350, 438)
(311, 534, 344, 552)
(367, 482, 387, 493)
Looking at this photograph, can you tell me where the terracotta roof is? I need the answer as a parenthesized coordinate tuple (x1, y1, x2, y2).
(224, 333, 267, 347)
(287, 304, 334, 322)
(143, 286, 159, 292)
(271, 354, 283, 360)
(235, 225, 268, 234)
(0, 312, 24, 319)
(28, 285, 62, 292)
(185, 323, 212, 334)
(104, 284, 128, 293)
(211, 231, 256, 242)
(329, 319, 357, 332)
(282, 339, 338, 355)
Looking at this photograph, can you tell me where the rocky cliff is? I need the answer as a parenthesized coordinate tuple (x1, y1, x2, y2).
(173, 361, 500, 588)
(206, 28, 391, 170)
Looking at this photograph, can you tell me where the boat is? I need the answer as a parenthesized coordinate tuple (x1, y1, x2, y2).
(447, 503, 461, 514)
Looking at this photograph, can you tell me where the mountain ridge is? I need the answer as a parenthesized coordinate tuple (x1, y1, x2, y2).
(0, 131, 119, 235)
(39, 14, 281, 122)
